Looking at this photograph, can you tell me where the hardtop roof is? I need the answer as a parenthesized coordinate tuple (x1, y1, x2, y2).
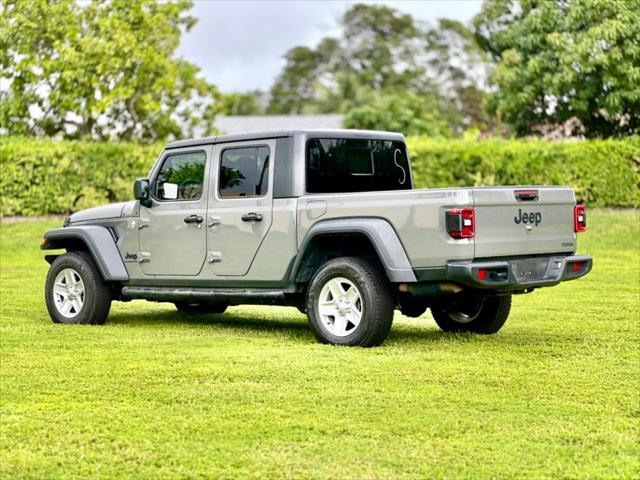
(165, 129, 405, 149)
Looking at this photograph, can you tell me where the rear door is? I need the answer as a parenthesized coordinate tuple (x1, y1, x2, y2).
(206, 140, 275, 276)
(473, 187, 577, 258)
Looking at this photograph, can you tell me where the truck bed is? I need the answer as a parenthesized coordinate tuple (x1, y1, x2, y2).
(297, 186, 577, 269)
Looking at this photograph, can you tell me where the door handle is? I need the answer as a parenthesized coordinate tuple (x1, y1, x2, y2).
(184, 214, 203, 224)
(241, 212, 263, 222)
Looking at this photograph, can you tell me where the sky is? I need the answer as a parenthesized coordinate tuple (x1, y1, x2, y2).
(177, 0, 483, 93)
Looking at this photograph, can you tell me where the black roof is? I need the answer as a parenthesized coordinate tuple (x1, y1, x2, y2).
(165, 129, 405, 149)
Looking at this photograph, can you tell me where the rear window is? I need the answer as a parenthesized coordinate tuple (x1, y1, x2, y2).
(306, 138, 411, 193)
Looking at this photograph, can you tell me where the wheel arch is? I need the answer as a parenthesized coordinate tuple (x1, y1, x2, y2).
(291, 218, 416, 284)
(41, 226, 129, 281)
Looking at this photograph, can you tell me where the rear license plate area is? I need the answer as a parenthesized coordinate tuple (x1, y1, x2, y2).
(512, 258, 550, 282)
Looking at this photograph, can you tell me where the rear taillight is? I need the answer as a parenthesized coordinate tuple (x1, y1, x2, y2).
(574, 205, 587, 232)
(477, 267, 508, 282)
(446, 208, 475, 239)
(568, 260, 588, 274)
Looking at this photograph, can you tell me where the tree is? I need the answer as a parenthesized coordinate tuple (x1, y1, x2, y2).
(266, 39, 341, 114)
(344, 92, 452, 137)
(424, 19, 494, 131)
(267, 3, 493, 136)
(340, 4, 426, 93)
(218, 90, 265, 116)
(475, 0, 640, 137)
(0, 0, 220, 142)
(267, 5, 432, 115)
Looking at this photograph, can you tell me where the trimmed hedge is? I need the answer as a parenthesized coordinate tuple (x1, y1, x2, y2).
(407, 137, 639, 208)
(1, 138, 160, 216)
(1, 136, 638, 216)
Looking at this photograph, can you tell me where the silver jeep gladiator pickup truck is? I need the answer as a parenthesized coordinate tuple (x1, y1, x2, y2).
(42, 129, 592, 346)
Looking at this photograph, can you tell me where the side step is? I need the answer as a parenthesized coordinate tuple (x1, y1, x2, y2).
(121, 286, 286, 305)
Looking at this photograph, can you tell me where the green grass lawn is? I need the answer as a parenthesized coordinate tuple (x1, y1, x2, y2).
(1, 210, 638, 479)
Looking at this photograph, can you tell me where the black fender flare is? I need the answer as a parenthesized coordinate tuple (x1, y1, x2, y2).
(41, 226, 129, 281)
(291, 218, 416, 283)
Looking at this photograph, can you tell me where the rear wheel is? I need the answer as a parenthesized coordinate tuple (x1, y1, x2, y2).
(431, 294, 511, 334)
(306, 257, 394, 347)
(174, 302, 227, 314)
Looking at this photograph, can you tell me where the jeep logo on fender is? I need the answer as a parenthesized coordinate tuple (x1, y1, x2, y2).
(514, 209, 542, 226)
(125, 252, 138, 262)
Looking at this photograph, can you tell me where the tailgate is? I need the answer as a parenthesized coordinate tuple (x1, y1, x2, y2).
(473, 187, 577, 258)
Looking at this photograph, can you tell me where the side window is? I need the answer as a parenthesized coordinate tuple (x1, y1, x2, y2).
(306, 138, 411, 193)
(219, 146, 270, 198)
(155, 151, 206, 201)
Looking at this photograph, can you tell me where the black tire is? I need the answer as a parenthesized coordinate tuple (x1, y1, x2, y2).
(45, 251, 112, 325)
(306, 257, 394, 347)
(174, 302, 227, 314)
(399, 296, 428, 318)
(431, 294, 511, 334)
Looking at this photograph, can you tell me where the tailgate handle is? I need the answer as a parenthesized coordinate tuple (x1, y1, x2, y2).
(515, 190, 539, 202)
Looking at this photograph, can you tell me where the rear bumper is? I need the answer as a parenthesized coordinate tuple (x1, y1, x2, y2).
(445, 254, 592, 292)
(412, 254, 592, 293)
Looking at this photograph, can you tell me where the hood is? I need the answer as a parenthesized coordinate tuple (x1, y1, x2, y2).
(67, 201, 138, 224)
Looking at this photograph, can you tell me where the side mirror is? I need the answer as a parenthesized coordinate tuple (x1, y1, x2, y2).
(134, 178, 152, 208)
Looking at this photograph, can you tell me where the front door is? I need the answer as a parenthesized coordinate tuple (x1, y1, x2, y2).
(139, 146, 211, 276)
(207, 140, 275, 276)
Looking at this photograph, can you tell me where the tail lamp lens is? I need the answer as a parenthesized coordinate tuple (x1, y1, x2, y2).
(574, 205, 587, 232)
(476, 267, 508, 282)
(446, 208, 475, 238)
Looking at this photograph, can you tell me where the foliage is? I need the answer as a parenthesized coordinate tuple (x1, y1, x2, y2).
(266, 40, 340, 115)
(217, 90, 264, 116)
(475, 0, 640, 137)
(408, 136, 639, 207)
(266, 4, 492, 135)
(344, 92, 452, 137)
(426, 18, 494, 131)
(0, 0, 219, 143)
(1, 211, 639, 478)
(0, 137, 160, 216)
(1, 136, 637, 216)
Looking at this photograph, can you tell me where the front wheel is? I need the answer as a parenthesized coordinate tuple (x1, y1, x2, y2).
(306, 257, 394, 347)
(431, 294, 511, 334)
(45, 251, 112, 325)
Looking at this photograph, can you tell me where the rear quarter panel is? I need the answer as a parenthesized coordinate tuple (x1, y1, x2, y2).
(297, 189, 475, 269)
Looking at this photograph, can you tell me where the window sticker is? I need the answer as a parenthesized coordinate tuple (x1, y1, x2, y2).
(394, 149, 407, 185)
(163, 182, 178, 200)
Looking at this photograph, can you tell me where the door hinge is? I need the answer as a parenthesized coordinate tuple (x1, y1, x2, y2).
(207, 251, 223, 263)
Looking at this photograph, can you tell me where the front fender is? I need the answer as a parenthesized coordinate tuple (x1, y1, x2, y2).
(41, 226, 129, 281)
(293, 218, 416, 283)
